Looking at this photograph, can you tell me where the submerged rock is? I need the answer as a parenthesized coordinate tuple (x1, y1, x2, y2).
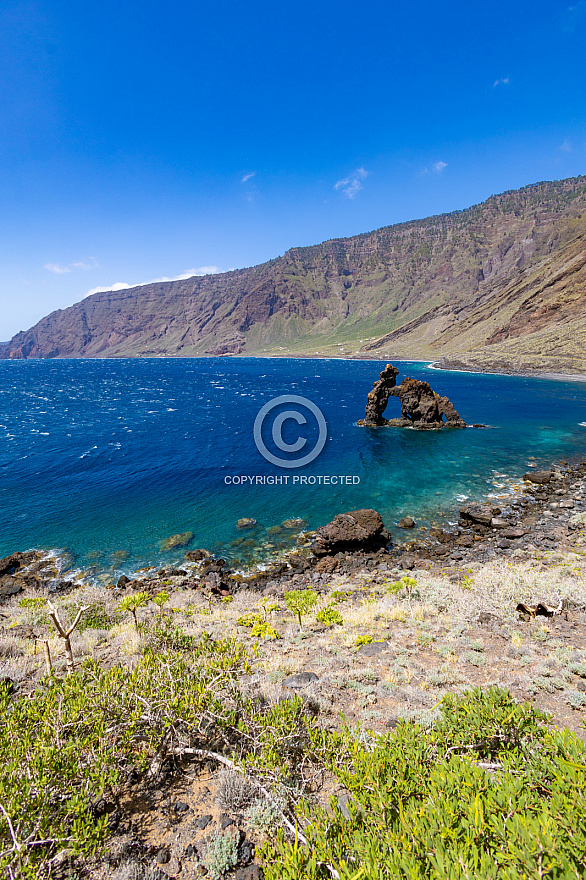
(161, 531, 194, 550)
(281, 518, 307, 529)
(358, 363, 466, 428)
(236, 518, 257, 530)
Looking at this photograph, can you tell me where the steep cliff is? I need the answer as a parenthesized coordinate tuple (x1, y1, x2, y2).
(2, 175, 586, 371)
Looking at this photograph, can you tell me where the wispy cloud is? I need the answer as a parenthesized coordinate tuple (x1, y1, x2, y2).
(44, 263, 71, 274)
(493, 77, 510, 87)
(334, 167, 368, 199)
(44, 258, 97, 275)
(562, 0, 585, 32)
(241, 171, 256, 183)
(559, 139, 573, 152)
(84, 266, 230, 298)
(421, 160, 448, 175)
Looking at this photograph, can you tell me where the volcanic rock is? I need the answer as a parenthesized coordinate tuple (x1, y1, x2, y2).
(314, 509, 388, 554)
(358, 363, 399, 426)
(398, 516, 416, 529)
(502, 527, 528, 539)
(184, 548, 210, 561)
(459, 503, 496, 526)
(161, 532, 194, 550)
(282, 672, 319, 688)
(389, 377, 466, 428)
(523, 470, 553, 484)
(357, 364, 465, 428)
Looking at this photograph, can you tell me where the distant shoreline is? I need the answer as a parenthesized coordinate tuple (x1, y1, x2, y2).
(3, 351, 586, 383)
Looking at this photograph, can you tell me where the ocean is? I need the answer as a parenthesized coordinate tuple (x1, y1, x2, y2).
(1, 357, 585, 581)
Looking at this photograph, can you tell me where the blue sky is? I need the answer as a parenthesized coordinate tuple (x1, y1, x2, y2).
(1, 0, 585, 340)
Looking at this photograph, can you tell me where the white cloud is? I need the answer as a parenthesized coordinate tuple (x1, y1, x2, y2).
(334, 167, 368, 199)
(85, 282, 131, 296)
(144, 266, 227, 283)
(493, 77, 510, 87)
(241, 171, 256, 183)
(44, 258, 97, 274)
(84, 266, 230, 298)
(559, 139, 573, 152)
(44, 263, 71, 274)
(421, 160, 448, 175)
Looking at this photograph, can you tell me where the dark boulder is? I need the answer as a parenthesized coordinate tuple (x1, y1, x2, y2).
(459, 503, 498, 526)
(398, 516, 416, 529)
(523, 470, 553, 484)
(0, 550, 39, 578)
(282, 672, 319, 688)
(314, 509, 388, 554)
(184, 549, 210, 561)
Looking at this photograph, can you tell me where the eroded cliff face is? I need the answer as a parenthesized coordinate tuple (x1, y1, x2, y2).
(2, 176, 586, 367)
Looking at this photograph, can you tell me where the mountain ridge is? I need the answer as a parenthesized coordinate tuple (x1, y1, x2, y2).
(2, 175, 586, 373)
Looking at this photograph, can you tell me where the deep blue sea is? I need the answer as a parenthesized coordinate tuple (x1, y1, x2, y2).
(1, 357, 585, 581)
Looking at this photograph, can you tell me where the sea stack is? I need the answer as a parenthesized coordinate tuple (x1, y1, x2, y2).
(358, 363, 466, 429)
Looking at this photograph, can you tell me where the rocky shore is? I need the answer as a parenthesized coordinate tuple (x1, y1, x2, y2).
(2, 460, 586, 608)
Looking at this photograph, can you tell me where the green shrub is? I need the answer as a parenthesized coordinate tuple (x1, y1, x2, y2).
(203, 830, 239, 879)
(17, 597, 46, 609)
(284, 590, 318, 630)
(116, 592, 149, 630)
(76, 602, 116, 632)
(386, 575, 417, 596)
(355, 635, 373, 646)
(330, 590, 352, 603)
(316, 605, 343, 627)
(0, 636, 252, 877)
(262, 688, 586, 879)
(152, 590, 171, 617)
(250, 620, 280, 640)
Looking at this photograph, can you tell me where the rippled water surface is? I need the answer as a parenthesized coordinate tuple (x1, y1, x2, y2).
(1, 358, 585, 578)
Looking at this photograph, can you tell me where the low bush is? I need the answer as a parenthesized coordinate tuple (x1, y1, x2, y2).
(263, 687, 586, 879)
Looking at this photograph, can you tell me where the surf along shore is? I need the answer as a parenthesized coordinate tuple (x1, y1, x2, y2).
(2, 457, 586, 879)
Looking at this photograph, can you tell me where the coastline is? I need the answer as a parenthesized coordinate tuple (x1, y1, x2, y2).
(4, 454, 586, 599)
(4, 351, 586, 384)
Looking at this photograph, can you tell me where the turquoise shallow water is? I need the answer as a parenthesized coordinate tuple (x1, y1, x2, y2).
(0, 357, 585, 579)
